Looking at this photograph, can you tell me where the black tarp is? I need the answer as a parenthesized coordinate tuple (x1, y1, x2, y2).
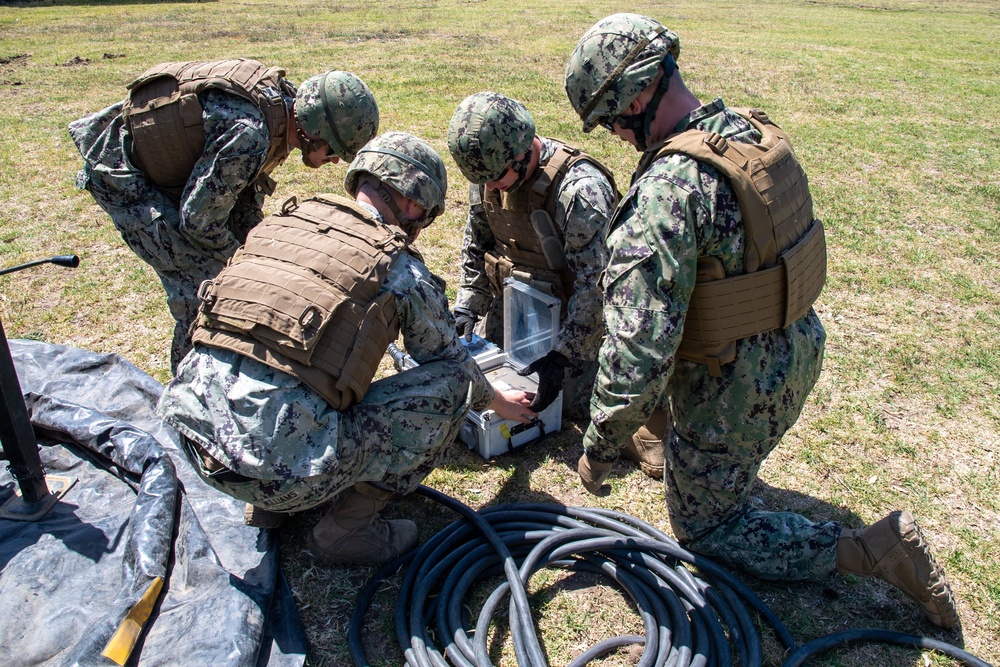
(0, 340, 308, 667)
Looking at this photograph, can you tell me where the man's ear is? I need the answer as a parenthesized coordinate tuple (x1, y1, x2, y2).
(627, 96, 645, 115)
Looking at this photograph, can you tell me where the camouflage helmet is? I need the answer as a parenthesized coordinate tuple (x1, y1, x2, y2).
(447, 92, 535, 184)
(565, 13, 680, 133)
(344, 131, 448, 222)
(295, 71, 379, 161)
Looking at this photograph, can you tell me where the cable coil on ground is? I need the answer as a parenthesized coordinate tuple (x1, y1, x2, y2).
(349, 485, 991, 667)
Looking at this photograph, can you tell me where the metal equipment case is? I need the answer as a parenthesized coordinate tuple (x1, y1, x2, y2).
(388, 280, 563, 459)
(456, 280, 563, 459)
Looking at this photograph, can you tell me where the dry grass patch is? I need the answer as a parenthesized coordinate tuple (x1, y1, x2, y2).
(2, 0, 998, 665)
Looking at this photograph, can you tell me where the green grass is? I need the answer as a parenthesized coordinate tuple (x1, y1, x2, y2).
(2, 0, 999, 665)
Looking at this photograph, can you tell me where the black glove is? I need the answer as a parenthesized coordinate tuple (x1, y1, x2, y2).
(517, 350, 571, 412)
(454, 308, 479, 342)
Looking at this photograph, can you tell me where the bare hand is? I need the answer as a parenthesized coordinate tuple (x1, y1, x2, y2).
(487, 389, 537, 424)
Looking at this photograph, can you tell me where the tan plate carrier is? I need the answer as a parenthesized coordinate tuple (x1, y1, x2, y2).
(192, 195, 409, 410)
(641, 108, 826, 376)
(122, 59, 294, 199)
(482, 139, 618, 309)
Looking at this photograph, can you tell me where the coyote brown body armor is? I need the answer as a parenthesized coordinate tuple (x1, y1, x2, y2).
(480, 139, 616, 308)
(637, 108, 826, 376)
(191, 195, 410, 410)
(122, 59, 295, 199)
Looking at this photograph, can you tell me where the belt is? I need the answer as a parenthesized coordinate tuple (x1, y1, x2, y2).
(182, 435, 254, 484)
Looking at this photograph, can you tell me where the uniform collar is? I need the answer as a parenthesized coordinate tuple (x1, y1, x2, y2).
(670, 97, 727, 135)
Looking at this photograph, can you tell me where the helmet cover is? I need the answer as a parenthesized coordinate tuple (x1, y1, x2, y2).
(447, 92, 535, 184)
(295, 71, 379, 161)
(565, 13, 680, 132)
(345, 131, 448, 222)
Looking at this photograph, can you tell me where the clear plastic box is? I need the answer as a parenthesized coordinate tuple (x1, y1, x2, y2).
(387, 280, 563, 459)
(456, 280, 563, 458)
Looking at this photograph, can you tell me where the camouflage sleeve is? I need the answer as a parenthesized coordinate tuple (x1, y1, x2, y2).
(178, 91, 268, 260)
(226, 185, 267, 246)
(388, 253, 497, 411)
(583, 157, 706, 461)
(68, 101, 127, 170)
(454, 184, 495, 316)
(552, 160, 614, 363)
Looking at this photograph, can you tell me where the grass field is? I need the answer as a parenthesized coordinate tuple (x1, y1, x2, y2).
(1, 0, 998, 665)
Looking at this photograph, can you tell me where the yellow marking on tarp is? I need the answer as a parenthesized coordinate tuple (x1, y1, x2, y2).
(101, 576, 164, 665)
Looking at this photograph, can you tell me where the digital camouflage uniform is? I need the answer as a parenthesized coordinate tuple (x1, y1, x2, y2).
(562, 14, 960, 630)
(158, 208, 496, 510)
(71, 68, 377, 375)
(454, 137, 615, 419)
(585, 99, 836, 580)
(70, 91, 280, 372)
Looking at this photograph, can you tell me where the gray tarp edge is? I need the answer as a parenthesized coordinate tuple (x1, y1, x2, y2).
(0, 340, 308, 667)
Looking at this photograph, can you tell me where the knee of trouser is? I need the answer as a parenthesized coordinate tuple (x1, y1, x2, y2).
(663, 480, 736, 547)
(386, 361, 471, 417)
(436, 361, 473, 414)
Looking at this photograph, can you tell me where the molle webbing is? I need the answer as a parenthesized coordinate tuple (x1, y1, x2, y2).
(123, 59, 293, 198)
(192, 195, 407, 410)
(483, 252, 565, 302)
(649, 108, 826, 375)
(677, 219, 826, 375)
(482, 140, 617, 305)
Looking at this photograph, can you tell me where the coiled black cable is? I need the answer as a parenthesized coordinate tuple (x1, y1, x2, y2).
(348, 485, 991, 667)
(783, 630, 992, 667)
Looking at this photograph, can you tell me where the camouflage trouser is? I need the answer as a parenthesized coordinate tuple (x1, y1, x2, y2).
(479, 296, 596, 421)
(83, 170, 262, 373)
(664, 428, 841, 581)
(184, 359, 472, 512)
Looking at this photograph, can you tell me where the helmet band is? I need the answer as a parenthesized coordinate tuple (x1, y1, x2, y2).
(355, 145, 446, 202)
(580, 25, 666, 120)
(318, 71, 349, 159)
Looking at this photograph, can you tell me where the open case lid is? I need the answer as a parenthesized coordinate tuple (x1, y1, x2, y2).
(503, 279, 561, 367)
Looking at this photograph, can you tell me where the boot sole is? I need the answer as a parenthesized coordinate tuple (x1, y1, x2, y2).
(638, 462, 664, 479)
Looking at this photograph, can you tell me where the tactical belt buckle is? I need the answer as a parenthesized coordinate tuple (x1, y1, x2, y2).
(704, 133, 728, 156)
(261, 85, 282, 105)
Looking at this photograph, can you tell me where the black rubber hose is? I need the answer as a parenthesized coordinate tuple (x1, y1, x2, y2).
(781, 629, 994, 667)
(348, 485, 991, 667)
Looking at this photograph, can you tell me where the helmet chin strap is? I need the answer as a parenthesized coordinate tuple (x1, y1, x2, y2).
(400, 211, 436, 239)
(504, 138, 535, 191)
(296, 126, 327, 165)
(615, 54, 676, 151)
(359, 175, 433, 239)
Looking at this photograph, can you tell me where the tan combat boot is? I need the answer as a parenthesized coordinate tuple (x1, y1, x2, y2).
(621, 410, 667, 479)
(307, 482, 418, 565)
(837, 511, 959, 629)
(244, 504, 287, 529)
